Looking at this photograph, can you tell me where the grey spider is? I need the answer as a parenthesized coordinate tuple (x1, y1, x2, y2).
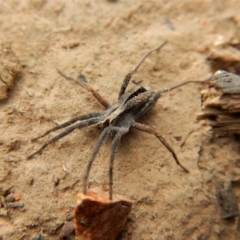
(28, 41, 199, 199)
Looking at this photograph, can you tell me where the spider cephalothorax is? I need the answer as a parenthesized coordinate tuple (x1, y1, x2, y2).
(28, 41, 193, 199)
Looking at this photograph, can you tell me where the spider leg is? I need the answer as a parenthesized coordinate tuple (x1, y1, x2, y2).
(159, 78, 210, 94)
(133, 122, 189, 173)
(118, 40, 167, 99)
(32, 112, 103, 141)
(83, 126, 112, 194)
(109, 128, 129, 199)
(28, 117, 101, 159)
(57, 68, 110, 109)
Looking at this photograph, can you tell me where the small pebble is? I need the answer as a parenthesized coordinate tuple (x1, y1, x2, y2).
(59, 222, 75, 239)
(77, 74, 87, 83)
(14, 193, 21, 201)
(174, 136, 182, 141)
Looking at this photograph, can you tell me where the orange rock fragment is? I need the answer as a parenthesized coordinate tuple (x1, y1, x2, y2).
(74, 189, 132, 240)
(13, 193, 21, 201)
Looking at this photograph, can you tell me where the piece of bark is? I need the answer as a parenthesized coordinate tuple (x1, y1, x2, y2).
(74, 189, 132, 240)
(197, 70, 240, 135)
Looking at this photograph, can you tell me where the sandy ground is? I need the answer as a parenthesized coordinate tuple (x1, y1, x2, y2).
(1, 0, 240, 239)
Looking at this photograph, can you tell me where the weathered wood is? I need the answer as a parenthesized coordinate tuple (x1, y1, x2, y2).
(197, 71, 240, 135)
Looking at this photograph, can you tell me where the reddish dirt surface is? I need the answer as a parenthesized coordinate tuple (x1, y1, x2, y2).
(1, 1, 240, 239)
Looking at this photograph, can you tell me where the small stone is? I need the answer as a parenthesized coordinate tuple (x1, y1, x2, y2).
(25, 222, 39, 228)
(216, 181, 239, 220)
(59, 222, 75, 239)
(77, 74, 87, 83)
(0, 208, 8, 217)
(7, 202, 24, 208)
(61, 41, 80, 49)
(14, 193, 21, 201)
(52, 176, 60, 186)
(174, 136, 182, 141)
(65, 215, 74, 221)
(28, 177, 34, 185)
(31, 233, 46, 240)
(132, 77, 142, 84)
(74, 188, 132, 240)
(5, 194, 15, 202)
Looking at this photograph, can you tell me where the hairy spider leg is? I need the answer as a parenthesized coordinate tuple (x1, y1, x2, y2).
(57, 68, 110, 109)
(109, 127, 129, 199)
(83, 126, 125, 195)
(159, 79, 210, 94)
(133, 122, 189, 173)
(28, 117, 101, 159)
(118, 40, 167, 99)
(31, 112, 103, 142)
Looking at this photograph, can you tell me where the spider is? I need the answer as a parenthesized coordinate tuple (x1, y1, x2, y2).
(28, 41, 201, 199)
